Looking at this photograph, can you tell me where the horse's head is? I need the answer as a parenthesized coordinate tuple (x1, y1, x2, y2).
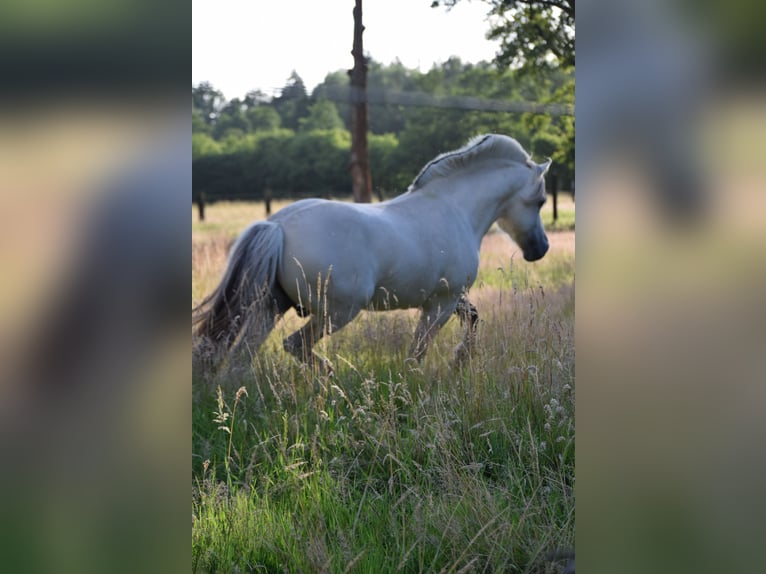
(497, 158, 551, 262)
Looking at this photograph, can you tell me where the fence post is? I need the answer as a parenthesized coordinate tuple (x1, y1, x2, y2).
(197, 191, 206, 222)
(550, 174, 558, 223)
(264, 187, 272, 217)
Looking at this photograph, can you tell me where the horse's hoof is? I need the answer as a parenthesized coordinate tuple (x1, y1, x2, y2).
(452, 343, 472, 367)
(317, 355, 334, 377)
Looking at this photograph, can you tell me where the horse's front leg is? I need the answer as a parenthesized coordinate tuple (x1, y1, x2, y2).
(453, 294, 479, 366)
(409, 301, 456, 363)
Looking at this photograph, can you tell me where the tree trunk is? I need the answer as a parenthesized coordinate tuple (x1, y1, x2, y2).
(348, 0, 373, 203)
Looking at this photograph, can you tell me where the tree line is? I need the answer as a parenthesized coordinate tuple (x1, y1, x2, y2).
(192, 57, 574, 205)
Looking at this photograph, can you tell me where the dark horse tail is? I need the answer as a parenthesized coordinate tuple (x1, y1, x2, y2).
(193, 221, 287, 351)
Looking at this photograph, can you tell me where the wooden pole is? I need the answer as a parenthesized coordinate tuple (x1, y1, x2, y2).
(197, 191, 206, 222)
(264, 187, 272, 217)
(348, 0, 373, 203)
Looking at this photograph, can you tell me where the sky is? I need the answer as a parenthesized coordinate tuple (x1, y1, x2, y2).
(192, 0, 501, 100)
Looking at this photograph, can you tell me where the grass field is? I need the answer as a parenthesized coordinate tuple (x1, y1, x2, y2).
(192, 199, 575, 573)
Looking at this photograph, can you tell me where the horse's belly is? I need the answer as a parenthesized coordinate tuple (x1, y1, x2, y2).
(368, 284, 428, 310)
(369, 267, 476, 310)
(278, 238, 379, 314)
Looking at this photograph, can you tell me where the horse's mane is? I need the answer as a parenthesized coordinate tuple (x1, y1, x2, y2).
(408, 134, 530, 192)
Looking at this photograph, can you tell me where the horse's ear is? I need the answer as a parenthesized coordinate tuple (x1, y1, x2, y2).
(537, 158, 553, 177)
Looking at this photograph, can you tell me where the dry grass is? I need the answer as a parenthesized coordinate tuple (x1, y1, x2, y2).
(192, 199, 575, 573)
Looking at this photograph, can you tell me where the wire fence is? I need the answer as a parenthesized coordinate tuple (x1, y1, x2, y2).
(318, 85, 574, 116)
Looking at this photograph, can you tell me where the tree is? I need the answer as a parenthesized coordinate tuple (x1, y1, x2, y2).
(299, 100, 345, 132)
(247, 106, 282, 132)
(192, 109, 211, 135)
(368, 133, 399, 198)
(280, 71, 308, 100)
(192, 82, 225, 125)
(432, 0, 574, 71)
(242, 89, 270, 108)
(365, 59, 416, 135)
(311, 70, 352, 128)
(192, 133, 222, 160)
(272, 72, 310, 130)
(213, 98, 251, 139)
(191, 58, 574, 203)
(432, 1, 575, 185)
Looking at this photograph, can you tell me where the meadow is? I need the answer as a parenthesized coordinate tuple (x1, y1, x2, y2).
(192, 198, 575, 573)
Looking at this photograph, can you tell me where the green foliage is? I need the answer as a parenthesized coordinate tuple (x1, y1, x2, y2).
(272, 71, 309, 131)
(246, 105, 281, 132)
(284, 130, 351, 193)
(192, 58, 574, 203)
(432, 0, 575, 72)
(194, 129, 354, 201)
(192, 81, 224, 127)
(192, 110, 211, 135)
(299, 99, 345, 132)
(521, 70, 574, 182)
(549, 78, 575, 176)
(368, 132, 399, 196)
(192, 133, 222, 160)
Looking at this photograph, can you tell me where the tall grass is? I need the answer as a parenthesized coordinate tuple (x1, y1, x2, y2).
(192, 201, 575, 573)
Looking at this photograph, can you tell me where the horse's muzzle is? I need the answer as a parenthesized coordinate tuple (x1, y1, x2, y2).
(522, 236, 549, 262)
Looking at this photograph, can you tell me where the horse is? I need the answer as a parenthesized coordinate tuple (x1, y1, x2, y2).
(193, 134, 551, 368)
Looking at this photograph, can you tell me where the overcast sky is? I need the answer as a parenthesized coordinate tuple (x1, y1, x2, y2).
(192, 0, 501, 99)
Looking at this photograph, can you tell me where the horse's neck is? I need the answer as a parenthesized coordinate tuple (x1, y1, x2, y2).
(448, 168, 520, 239)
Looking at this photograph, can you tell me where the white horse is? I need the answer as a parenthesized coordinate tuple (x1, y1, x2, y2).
(194, 134, 551, 366)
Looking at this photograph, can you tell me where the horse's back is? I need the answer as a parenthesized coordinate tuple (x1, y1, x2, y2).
(274, 198, 390, 255)
(273, 199, 388, 310)
(269, 197, 329, 223)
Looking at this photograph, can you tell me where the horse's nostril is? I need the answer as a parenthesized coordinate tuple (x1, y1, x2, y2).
(524, 239, 549, 262)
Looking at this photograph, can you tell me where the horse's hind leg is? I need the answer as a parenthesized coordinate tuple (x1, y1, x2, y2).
(283, 308, 360, 369)
(453, 295, 479, 366)
(283, 318, 319, 365)
(230, 293, 291, 358)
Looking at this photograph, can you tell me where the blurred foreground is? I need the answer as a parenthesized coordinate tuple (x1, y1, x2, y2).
(578, 1, 766, 572)
(0, 2, 189, 572)
(0, 106, 189, 572)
